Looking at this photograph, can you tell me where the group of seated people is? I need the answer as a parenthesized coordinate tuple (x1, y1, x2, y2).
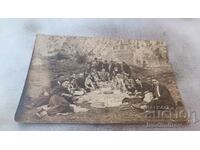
(25, 57, 176, 118)
(57, 57, 133, 96)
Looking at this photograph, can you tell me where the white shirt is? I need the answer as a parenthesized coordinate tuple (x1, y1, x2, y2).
(156, 85, 161, 97)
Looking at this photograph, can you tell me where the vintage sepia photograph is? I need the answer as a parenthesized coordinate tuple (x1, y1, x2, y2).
(15, 34, 187, 124)
(1, 0, 200, 149)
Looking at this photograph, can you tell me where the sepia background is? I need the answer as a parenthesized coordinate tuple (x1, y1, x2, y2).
(0, 19, 200, 130)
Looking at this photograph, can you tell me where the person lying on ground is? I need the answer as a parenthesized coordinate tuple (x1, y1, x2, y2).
(25, 80, 77, 110)
(49, 80, 78, 104)
(103, 60, 109, 72)
(35, 94, 74, 118)
(24, 87, 51, 109)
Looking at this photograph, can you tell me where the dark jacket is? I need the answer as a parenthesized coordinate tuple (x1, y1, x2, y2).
(103, 62, 109, 72)
(122, 63, 131, 76)
(135, 82, 152, 93)
(116, 63, 122, 73)
(148, 84, 175, 110)
(97, 61, 103, 71)
(76, 77, 85, 89)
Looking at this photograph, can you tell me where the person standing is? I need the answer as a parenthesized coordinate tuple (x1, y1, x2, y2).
(103, 60, 109, 72)
(97, 58, 103, 72)
(109, 60, 115, 80)
(116, 63, 122, 74)
(122, 62, 131, 77)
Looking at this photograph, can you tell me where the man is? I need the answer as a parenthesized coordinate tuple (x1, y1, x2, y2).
(147, 78, 175, 110)
(61, 80, 78, 103)
(109, 60, 115, 80)
(97, 58, 103, 72)
(85, 62, 92, 74)
(91, 71, 100, 82)
(35, 94, 74, 118)
(113, 65, 119, 77)
(122, 62, 131, 77)
(91, 57, 98, 71)
(135, 78, 152, 95)
(69, 74, 86, 96)
(76, 73, 86, 89)
(24, 87, 51, 109)
(99, 68, 109, 82)
(112, 73, 126, 92)
(103, 60, 109, 72)
(123, 74, 135, 94)
(116, 63, 122, 74)
(85, 74, 96, 92)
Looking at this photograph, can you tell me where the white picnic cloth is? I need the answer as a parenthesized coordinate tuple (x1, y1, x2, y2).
(77, 87, 129, 108)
